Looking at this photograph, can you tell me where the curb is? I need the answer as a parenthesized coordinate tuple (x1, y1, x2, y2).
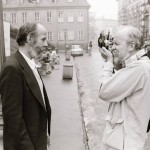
(74, 59, 90, 150)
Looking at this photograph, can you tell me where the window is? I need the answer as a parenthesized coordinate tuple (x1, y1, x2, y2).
(12, 13, 17, 24)
(3, 13, 7, 21)
(16, 0, 23, 4)
(78, 31, 84, 40)
(47, 12, 52, 23)
(78, 12, 84, 22)
(68, 31, 74, 40)
(47, 32, 53, 41)
(35, 12, 40, 22)
(22, 12, 27, 23)
(68, 12, 73, 22)
(58, 12, 63, 23)
(58, 31, 64, 41)
(68, 0, 73, 2)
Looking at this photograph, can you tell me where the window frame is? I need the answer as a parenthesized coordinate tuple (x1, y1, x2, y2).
(58, 11, 64, 23)
(35, 12, 40, 23)
(78, 30, 84, 40)
(11, 13, 17, 24)
(58, 31, 64, 41)
(47, 12, 52, 23)
(22, 12, 27, 23)
(68, 12, 73, 22)
(78, 12, 84, 22)
(47, 31, 53, 41)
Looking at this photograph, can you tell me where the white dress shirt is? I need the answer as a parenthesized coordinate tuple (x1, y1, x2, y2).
(20, 52, 46, 107)
(99, 49, 150, 150)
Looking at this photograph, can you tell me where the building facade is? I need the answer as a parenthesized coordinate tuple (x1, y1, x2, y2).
(2, 0, 90, 50)
(95, 18, 118, 36)
(117, 0, 150, 41)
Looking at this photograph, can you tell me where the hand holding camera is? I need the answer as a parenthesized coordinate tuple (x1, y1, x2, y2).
(100, 47, 113, 62)
(100, 47, 123, 70)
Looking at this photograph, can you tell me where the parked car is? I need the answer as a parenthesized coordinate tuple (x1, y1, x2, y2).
(70, 45, 83, 56)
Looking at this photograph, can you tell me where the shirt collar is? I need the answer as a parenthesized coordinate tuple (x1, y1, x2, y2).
(19, 51, 37, 70)
(123, 49, 147, 67)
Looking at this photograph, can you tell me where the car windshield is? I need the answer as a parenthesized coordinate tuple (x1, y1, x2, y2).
(72, 45, 80, 49)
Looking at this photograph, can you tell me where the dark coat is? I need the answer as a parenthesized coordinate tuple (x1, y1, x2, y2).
(0, 51, 51, 150)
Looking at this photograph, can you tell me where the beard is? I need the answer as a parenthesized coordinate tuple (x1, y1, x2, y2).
(111, 49, 122, 70)
(28, 48, 37, 59)
(113, 57, 122, 70)
(28, 45, 41, 60)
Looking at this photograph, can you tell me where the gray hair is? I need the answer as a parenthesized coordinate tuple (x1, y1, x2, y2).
(119, 25, 144, 50)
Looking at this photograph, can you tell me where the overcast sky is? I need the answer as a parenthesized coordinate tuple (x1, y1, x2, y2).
(87, 0, 118, 20)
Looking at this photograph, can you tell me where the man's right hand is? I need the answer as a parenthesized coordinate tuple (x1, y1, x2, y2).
(100, 47, 113, 63)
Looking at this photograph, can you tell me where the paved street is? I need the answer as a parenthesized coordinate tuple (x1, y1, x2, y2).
(74, 46, 150, 150)
(74, 47, 108, 149)
(43, 54, 86, 150)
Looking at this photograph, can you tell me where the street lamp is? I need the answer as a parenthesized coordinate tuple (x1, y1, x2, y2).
(64, 29, 67, 54)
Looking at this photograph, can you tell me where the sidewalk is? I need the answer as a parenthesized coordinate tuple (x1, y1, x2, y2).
(42, 53, 86, 150)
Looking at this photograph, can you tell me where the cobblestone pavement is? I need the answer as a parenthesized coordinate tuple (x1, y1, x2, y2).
(74, 47, 150, 150)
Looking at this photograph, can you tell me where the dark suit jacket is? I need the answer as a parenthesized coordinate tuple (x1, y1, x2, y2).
(0, 51, 51, 150)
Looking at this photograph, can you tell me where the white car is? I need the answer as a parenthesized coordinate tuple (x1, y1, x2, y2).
(70, 45, 83, 56)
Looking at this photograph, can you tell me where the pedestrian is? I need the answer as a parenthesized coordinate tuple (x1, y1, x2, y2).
(0, 22, 51, 150)
(99, 25, 150, 150)
(88, 41, 92, 55)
